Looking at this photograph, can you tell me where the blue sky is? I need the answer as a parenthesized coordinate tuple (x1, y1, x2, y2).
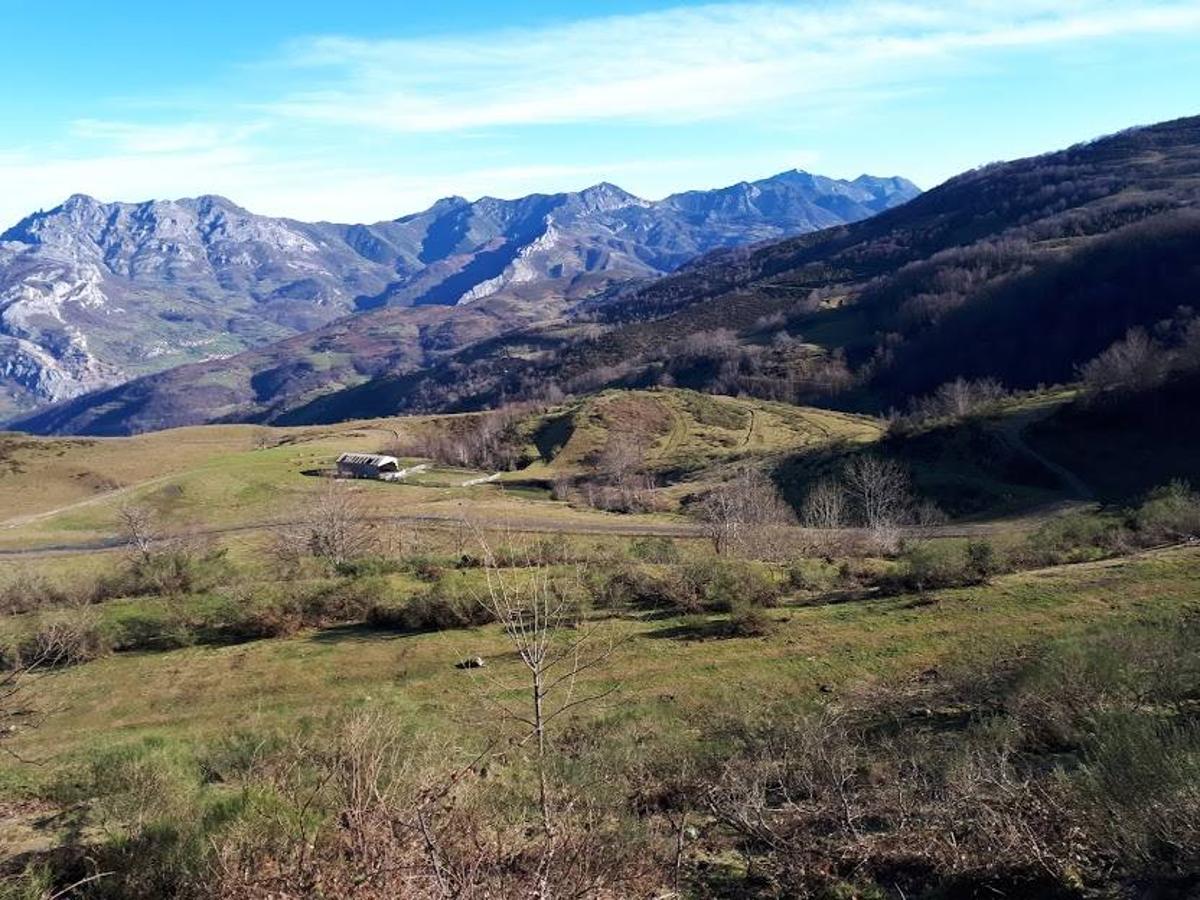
(1, 0, 1198, 227)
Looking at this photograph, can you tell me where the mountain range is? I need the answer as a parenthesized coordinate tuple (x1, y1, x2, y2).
(14, 116, 1200, 440)
(0, 171, 918, 421)
(24, 115, 1193, 437)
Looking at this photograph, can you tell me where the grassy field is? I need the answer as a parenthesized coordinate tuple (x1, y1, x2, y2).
(4, 545, 1196, 773)
(2, 394, 1199, 896)
(0, 390, 886, 553)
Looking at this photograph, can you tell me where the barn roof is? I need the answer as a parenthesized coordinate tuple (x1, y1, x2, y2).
(337, 452, 400, 468)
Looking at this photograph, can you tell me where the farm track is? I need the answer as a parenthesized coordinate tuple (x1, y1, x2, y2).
(0, 473, 180, 531)
(0, 506, 1074, 559)
(990, 406, 1096, 502)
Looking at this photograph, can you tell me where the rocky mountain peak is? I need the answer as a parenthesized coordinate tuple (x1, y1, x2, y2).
(0, 167, 920, 423)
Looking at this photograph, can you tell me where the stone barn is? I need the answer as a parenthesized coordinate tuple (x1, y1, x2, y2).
(336, 452, 401, 480)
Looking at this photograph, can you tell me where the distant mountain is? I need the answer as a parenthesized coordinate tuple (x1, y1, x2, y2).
(0, 172, 918, 421)
(180, 114, 1200, 431)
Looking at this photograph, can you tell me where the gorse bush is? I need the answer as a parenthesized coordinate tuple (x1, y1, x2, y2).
(1023, 511, 1129, 565)
(368, 576, 494, 632)
(1, 607, 110, 670)
(95, 546, 235, 600)
(1134, 479, 1200, 542)
(884, 539, 1005, 593)
(627, 535, 680, 564)
(586, 558, 782, 615)
(681, 558, 781, 612)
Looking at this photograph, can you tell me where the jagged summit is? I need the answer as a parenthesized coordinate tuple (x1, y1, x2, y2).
(0, 167, 919, 422)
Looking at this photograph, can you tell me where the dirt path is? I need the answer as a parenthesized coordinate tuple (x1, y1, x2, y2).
(0, 473, 180, 531)
(741, 409, 757, 447)
(989, 402, 1096, 502)
(0, 505, 1076, 560)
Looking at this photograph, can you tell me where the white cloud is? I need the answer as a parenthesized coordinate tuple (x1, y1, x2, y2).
(2, 0, 1198, 228)
(265, 1, 1200, 132)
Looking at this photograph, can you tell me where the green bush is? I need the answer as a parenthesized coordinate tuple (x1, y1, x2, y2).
(110, 607, 197, 652)
(785, 560, 837, 593)
(300, 575, 396, 624)
(0, 571, 69, 615)
(681, 559, 781, 612)
(588, 564, 674, 611)
(333, 556, 405, 578)
(965, 539, 1001, 579)
(94, 547, 235, 600)
(2, 609, 111, 669)
(590, 559, 781, 614)
(1134, 480, 1200, 543)
(628, 536, 680, 564)
(1023, 512, 1129, 565)
(726, 601, 777, 637)
(369, 576, 494, 632)
(224, 603, 304, 640)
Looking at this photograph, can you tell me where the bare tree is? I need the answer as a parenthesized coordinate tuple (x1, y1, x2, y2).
(306, 480, 375, 566)
(842, 457, 912, 530)
(471, 534, 622, 896)
(116, 503, 157, 561)
(802, 478, 847, 530)
(1079, 328, 1169, 400)
(592, 430, 656, 512)
(698, 467, 796, 556)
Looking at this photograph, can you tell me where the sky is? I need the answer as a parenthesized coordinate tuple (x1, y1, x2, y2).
(1, 0, 1198, 228)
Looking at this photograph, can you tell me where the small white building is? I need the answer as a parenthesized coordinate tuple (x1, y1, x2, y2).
(336, 452, 401, 480)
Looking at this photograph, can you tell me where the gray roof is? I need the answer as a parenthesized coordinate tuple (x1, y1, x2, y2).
(337, 452, 400, 468)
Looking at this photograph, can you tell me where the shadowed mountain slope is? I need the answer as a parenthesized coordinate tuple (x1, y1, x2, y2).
(0, 172, 917, 421)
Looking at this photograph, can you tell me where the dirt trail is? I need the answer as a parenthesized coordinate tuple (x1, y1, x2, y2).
(0, 506, 1079, 560)
(989, 402, 1096, 502)
(0, 473, 179, 531)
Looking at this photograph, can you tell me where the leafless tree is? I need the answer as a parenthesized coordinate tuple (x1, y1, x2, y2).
(842, 456, 912, 531)
(306, 480, 376, 566)
(802, 478, 847, 530)
(116, 503, 157, 561)
(698, 467, 796, 556)
(470, 533, 623, 897)
(591, 430, 656, 512)
(1079, 327, 1169, 400)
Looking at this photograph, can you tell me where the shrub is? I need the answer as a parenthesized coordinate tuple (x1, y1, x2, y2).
(111, 607, 197, 652)
(0, 571, 68, 615)
(628, 536, 680, 564)
(785, 560, 837, 593)
(882, 540, 1003, 593)
(1023, 512, 1129, 565)
(225, 603, 304, 640)
(588, 565, 671, 611)
(369, 577, 494, 632)
(408, 556, 448, 582)
(300, 576, 396, 625)
(96, 546, 235, 599)
(965, 539, 1001, 579)
(1134, 480, 1200, 543)
(681, 559, 781, 612)
(726, 601, 777, 637)
(333, 556, 405, 578)
(5, 608, 111, 669)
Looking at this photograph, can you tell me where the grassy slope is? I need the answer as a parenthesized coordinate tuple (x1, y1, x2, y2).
(0, 390, 881, 552)
(515, 388, 880, 479)
(4, 546, 1196, 771)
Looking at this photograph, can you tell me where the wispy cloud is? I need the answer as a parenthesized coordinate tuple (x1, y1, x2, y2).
(2, 0, 1198, 228)
(265, 1, 1200, 132)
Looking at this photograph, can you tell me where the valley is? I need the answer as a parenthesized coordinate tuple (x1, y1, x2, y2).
(2, 113, 1200, 899)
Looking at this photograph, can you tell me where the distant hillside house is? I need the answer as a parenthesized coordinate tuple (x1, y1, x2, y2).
(336, 452, 401, 479)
